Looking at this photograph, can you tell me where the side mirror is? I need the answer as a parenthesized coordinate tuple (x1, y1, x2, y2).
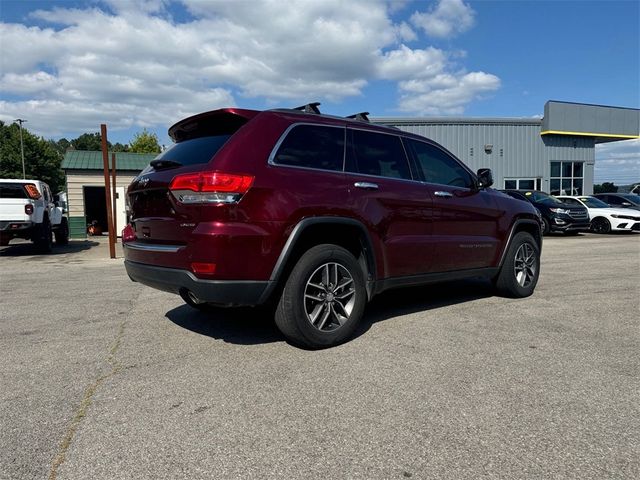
(476, 168, 494, 189)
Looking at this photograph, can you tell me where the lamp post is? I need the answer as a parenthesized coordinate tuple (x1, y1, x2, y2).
(15, 119, 27, 179)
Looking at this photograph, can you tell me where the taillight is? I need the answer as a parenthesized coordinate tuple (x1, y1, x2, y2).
(24, 184, 41, 199)
(122, 224, 136, 243)
(25, 204, 34, 215)
(169, 172, 254, 204)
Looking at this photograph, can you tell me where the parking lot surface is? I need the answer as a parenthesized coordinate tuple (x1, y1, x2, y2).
(1, 233, 639, 479)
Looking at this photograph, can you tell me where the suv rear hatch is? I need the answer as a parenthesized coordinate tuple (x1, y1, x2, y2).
(127, 109, 258, 245)
(0, 182, 36, 223)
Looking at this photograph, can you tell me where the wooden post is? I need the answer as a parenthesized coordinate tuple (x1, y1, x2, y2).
(111, 152, 117, 237)
(100, 124, 116, 259)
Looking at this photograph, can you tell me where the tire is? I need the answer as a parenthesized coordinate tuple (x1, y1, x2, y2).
(34, 218, 53, 253)
(54, 218, 69, 245)
(275, 244, 367, 349)
(590, 217, 611, 234)
(495, 232, 540, 298)
(541, 218, 551, 235)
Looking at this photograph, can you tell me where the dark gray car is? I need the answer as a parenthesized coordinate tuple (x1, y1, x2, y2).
(593, 193, 640, 211)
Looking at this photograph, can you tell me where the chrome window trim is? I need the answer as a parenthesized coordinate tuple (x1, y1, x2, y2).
(267, 122, 425, 185)
(267, 122, 346, 173)
(403, 137, 476, 188)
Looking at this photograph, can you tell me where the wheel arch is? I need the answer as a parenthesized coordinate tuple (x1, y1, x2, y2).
(261, 217, 377, 303)
(498, 218, 542, 268)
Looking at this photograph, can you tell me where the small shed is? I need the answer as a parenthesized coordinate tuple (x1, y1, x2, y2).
(61, 151, 155, 238)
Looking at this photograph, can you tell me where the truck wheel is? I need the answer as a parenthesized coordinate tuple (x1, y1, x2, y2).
(55, 218, 69, 245)
(495, 232, 540, 298)
(275, 244, 367, 349)
(34, 218, 53, 253)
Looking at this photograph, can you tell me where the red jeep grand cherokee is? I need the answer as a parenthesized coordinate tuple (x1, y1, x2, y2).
(124, 104, 542, 348)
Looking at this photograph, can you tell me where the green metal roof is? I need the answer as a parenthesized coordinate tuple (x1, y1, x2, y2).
(62, 150, 156, 171)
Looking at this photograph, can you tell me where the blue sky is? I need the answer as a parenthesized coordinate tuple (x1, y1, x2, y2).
(1, 0, 638, 182)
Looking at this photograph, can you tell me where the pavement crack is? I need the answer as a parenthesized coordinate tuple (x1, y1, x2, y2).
(47, 307, 130, 480)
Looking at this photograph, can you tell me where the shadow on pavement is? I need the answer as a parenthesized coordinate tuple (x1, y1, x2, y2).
(165, 277, 496, 346)
(0, 240, 100, 257)
(165, 305, 283, 345)
(353, 278, 495, 339)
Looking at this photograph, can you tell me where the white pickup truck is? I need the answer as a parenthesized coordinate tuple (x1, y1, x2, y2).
(0, 179, 69, 252)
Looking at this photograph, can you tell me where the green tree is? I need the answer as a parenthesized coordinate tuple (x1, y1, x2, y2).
(593, 182, 618, 194)
(47, 138, 71, 156)
(129, 128, 161, 154)
(112, 142, 130, 152)
(0, 121, 65, 192)
(71, 132, 111, 151)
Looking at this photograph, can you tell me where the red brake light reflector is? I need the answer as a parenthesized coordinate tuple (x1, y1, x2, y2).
(191, 262, 216, 275)
(24, 184, 41, 199)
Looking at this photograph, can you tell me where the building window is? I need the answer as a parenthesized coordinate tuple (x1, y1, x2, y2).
(550, 161, 584, 195)
(504, 178, 542, 190)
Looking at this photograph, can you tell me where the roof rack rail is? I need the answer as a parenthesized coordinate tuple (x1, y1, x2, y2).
(293, 102, 321, 114)
(346, 112, 370, 123)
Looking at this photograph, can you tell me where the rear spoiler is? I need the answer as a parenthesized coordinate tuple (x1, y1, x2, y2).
(168, 108, 259, 142)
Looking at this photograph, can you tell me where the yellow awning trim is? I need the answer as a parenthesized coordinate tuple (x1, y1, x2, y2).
(540, 130, 639, 139)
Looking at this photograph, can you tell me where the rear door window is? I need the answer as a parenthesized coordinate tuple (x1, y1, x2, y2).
(0, 183, 27, 198)
(271, 125, 345, 171)
(404, 139, 473, 188)
(346, 129, 412, 180)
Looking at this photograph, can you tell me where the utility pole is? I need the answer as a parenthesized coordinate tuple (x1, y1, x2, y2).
(15, 119, 27, 178)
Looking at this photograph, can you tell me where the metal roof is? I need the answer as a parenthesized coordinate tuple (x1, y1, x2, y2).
(371, 117, 543, 126)
(62, 150, 156, 171)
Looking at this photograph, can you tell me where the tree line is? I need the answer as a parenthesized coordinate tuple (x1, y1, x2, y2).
(0, 122, 162, 192)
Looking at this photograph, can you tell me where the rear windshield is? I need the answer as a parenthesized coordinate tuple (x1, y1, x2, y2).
(152, 135, 232, 167)
(0, 183, 27, 199)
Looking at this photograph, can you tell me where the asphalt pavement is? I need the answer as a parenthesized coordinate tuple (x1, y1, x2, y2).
(1, 233, 638, 479)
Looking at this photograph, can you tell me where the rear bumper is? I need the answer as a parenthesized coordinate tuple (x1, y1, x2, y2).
(0, 221, 35, 238)
(124, 260, 272, 306)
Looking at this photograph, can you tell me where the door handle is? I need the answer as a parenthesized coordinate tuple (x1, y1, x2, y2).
(354, 182, 379, 190)
(434, 191, 453, 198)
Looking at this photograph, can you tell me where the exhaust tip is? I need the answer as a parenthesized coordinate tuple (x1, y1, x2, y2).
(180, 288, 206, 307)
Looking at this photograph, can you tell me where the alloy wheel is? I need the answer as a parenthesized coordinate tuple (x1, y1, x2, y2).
(513, 243, 537, 288)
(304, 262, 356, 332)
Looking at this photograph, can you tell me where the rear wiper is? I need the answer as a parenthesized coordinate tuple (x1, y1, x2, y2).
(150, 159, 182, 170)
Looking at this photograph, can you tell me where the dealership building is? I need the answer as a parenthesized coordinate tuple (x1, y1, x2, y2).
(62, 100, 638, 239)
(374, 100, 639, 195)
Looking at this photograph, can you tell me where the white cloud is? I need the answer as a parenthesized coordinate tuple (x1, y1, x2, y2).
(595, 139, 640, 184)
(395, 21, 418, 42)
(0, 0, 500, 137)
(411, 0, 475, 39)
(377, 45, 447, 81)
(398, 71, 501, 115)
